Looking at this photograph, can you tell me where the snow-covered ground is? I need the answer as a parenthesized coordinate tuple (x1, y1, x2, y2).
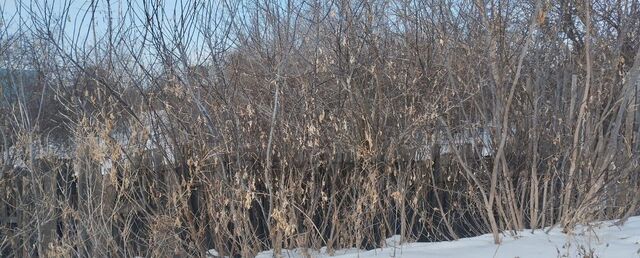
(210, 216, 640, 258)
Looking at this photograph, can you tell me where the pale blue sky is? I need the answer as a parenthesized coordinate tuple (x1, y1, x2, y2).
(0, 0, 229, 63)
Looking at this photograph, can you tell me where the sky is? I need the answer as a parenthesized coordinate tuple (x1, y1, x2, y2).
(0, 0, 185, 33)
(0, 0, 223, 64)
(2, 0, 138, 39)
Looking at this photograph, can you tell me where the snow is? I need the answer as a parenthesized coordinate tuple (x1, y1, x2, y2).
(211, 216, 640, 258)
(413, 128, 494, 161)
(206, 249, 223, 257)
(1, 143, 70, 170)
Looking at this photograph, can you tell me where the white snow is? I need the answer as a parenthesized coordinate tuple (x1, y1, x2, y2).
(207, 249, 226, 258)
(236, 216, 640, 258)
(413, 128, 495, 161)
